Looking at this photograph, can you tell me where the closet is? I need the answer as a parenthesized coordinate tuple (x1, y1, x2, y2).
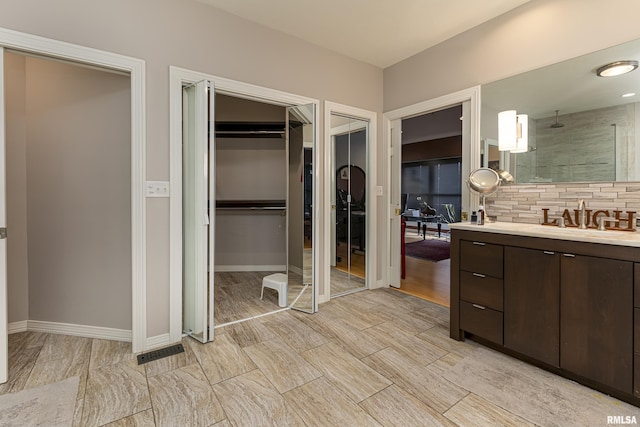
(182, 86, 315, 343)
(214, 94, 288, 324)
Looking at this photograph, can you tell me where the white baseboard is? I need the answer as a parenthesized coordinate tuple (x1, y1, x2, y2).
(215, 265, 286, 272)
(371, 279, 387, 289)
(8, 320, 28, 334)
(145, 333, 172, 351)
(288, 265, 303, 275)
(26, 320, 132, 342)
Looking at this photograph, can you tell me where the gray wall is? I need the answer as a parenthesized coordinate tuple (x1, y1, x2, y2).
(5, 53, 132, 329)
(0, 0, 383, 337)
(5, 53, 28, 323)
(214, 95, 287, 269)
(384, 0, 640, 112)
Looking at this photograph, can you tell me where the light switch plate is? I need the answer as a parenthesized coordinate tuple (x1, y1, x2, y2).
(376, 186, 383, 196)
(146, 181, 170, 197)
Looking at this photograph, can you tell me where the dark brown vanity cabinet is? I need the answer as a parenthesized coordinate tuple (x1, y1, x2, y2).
(459, 240, 504, 345)
(504, 246, 559, 367)
(560, 254, 633, 394)
(634, 264, 640, 398)
(451, 228, 640, 406)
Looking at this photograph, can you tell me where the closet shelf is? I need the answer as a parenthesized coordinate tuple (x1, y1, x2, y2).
(215, 122, 285, 138)
(215, 200, 286, 210)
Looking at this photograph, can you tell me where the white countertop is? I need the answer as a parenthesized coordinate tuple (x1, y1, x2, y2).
(449, 221, 640, 248)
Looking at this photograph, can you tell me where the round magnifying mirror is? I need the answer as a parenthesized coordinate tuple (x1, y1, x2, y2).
(467, 168, 501, 195)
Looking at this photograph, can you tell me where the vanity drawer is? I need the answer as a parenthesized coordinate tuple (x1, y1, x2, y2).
(460, 300, 503, 345)
(460, 271, 503, 311)
(460, 240, 503, 278)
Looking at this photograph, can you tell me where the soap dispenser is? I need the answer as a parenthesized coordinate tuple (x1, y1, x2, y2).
(477, 205, 485, 225)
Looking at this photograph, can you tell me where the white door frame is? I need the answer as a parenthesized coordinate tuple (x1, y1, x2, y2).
(169, 66, 320, 343)
(0, 27, 146, 354)
(323, 102, 377, 300)
(383, 86, 481, 287)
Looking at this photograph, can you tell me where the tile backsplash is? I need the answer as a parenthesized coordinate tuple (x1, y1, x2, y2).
(484, 182, 640, 224)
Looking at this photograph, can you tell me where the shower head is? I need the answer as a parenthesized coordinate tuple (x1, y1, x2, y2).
(550, 110, 565, 128)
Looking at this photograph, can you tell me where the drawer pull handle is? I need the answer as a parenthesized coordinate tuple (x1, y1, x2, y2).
(563, 253, 576, 258)
(472, 273, 486, 278)
(543, 251, 555, 255)
(472, 304, 486, 310)
(472, 242, 486, 246)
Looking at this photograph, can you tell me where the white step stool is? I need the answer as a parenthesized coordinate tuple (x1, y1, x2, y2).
(261, 273, 288, 307)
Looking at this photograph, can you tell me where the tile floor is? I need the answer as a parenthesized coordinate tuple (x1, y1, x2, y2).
(2, 288, 640, 426)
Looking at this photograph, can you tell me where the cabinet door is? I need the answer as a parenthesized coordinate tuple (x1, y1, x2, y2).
(561, 254, 633, 393)
(504, 247, 559, 367)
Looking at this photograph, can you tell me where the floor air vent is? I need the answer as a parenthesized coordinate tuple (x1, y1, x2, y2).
(137, 343, 185, 365)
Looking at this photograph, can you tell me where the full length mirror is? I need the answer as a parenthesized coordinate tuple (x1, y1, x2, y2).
(287, 104, 315, 313)
(482, 38, 640, 183)
(330, 113, 368, 296)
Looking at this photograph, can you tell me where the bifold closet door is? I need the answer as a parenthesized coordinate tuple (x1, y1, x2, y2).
(286, 104, 315, 314)
(0, 47, 8, 383)
(183, 80, 214, 343)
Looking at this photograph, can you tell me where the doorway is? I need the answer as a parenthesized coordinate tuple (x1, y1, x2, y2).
(170, 67, 319, 344)
(0, 44, 142, 385)
(385, 87, 481, 303)
(4, 51, 132, 326)
(398, 106, 463, 305)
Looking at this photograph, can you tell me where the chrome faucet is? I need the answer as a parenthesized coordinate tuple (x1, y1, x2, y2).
(577, 199, 587, 229)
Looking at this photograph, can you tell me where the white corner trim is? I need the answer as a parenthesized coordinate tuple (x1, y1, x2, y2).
(0, 26, 147, 353)
(8, 321, 27, 334)
(145, 333, 172, 351)
(27, 320, 132, 342)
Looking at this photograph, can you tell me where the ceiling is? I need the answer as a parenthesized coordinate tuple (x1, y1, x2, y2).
(482, 38, 640, 120)
(196, 0, 532, 68)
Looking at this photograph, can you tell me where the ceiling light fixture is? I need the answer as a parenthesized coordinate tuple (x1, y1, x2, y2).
(596, 60, 639, 77)
(622, 92, 636, 98)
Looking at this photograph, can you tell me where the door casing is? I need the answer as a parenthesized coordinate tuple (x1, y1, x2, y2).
(0, 27, 146, 362)
(383, 86, 481, 288)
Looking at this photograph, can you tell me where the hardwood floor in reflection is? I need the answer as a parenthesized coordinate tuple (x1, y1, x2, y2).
(396, 232, 451, 307)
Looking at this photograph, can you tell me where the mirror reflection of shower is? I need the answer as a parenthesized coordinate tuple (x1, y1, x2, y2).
(330, 112, 368, 297)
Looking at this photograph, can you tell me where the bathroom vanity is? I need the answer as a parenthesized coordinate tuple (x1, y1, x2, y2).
(450, 221, 640, 406)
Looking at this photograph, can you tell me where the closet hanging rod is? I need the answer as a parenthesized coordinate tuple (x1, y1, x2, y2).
(215, 206, 286, 211)
(215, 130, 284, 138)
(215, 200, 286, 210)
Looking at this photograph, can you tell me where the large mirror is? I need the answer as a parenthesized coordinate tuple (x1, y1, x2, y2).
(482, 38, 640, 183)
(287, 104, 315, 313)
(330, 113, 368, 296)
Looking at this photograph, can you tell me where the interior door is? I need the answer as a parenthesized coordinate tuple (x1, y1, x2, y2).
(182, 80, 214, 343)
(286, 104, 316, 313)
(0, 47, 7, 384)
(388, 119, 402, 288)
